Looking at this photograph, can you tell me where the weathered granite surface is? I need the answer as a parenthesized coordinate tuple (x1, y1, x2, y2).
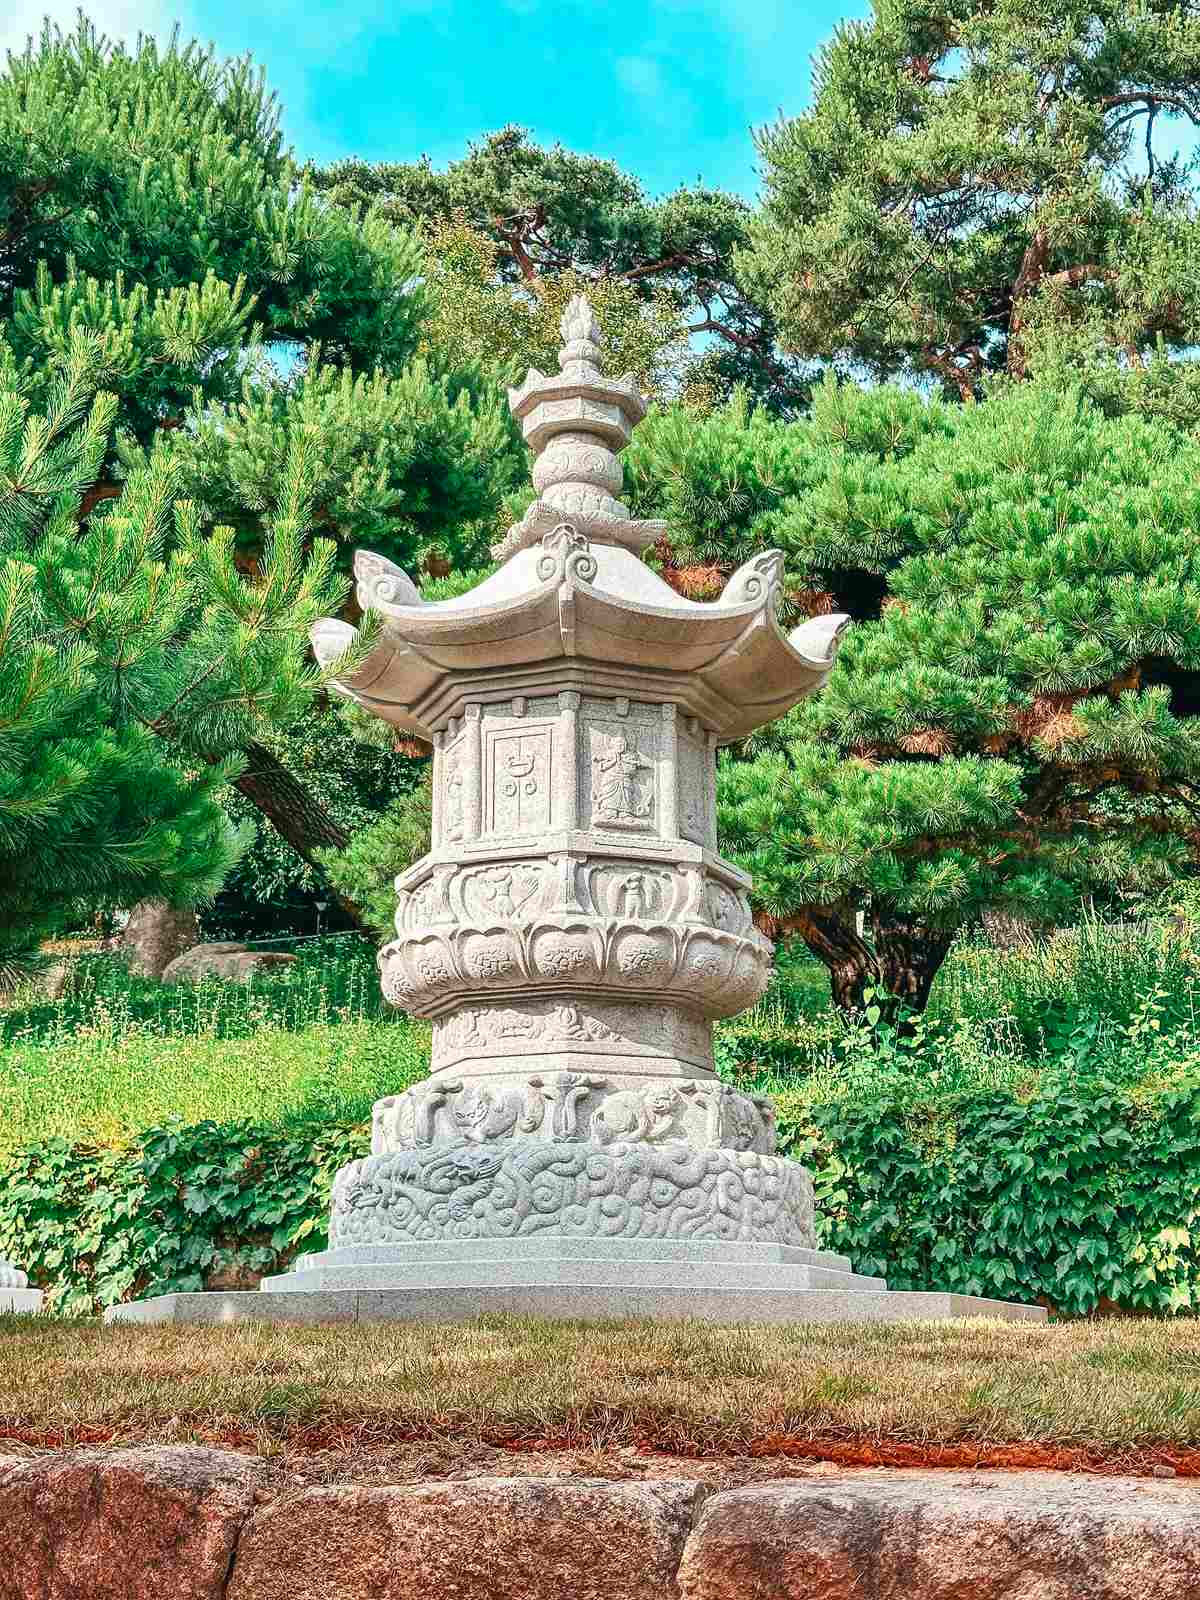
(1, 1451, 1196, 1599)
(327, 1138, 815, 1248)
(161, 945, 297, 985)
(0, 1446, 268, 1600)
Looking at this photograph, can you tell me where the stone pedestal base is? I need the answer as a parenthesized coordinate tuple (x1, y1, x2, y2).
(329, 1137, 816, 1250)
(102, 1138, 1046, 1327)
(104, 1235, 1046, 1327)
(0, 1288, 42, 1314)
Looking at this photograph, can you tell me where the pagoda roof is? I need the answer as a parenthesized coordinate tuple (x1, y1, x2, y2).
(312, 532, 847, 743)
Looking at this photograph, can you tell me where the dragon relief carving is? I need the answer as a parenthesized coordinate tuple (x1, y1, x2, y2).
(331, 1137, 813, 1247)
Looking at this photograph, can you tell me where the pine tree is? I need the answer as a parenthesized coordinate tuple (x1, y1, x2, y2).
(308, 127, 814, 413)
(1, 19, 517, 905)
(633, 377, 1200, 1011)
(739, 0, 1200, 418)
(0, 339, 348, 975)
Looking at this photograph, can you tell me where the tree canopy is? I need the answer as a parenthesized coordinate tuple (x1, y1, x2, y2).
(740, 0, 1200, 418)
(308, 127, 813, 412)
(630, 377, 1200, 1008)
(0, 20, 521, 925)
(0, 342, 347, 973)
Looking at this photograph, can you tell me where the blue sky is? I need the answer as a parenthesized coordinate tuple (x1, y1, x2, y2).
(5, 0, 868, 197)
(4, 0, 1195, 197)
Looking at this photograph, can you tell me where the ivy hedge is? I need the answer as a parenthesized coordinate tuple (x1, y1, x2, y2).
(0, 1120, 369, 1315)
(3, 1076, 1200, 1317)
(794, 1080, 1200, 1317)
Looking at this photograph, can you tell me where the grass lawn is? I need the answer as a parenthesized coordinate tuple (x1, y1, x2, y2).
(3, 1314, 1200, 1481)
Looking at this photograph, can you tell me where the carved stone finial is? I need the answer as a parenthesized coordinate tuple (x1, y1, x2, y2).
(495, 293, 666, 560)
(559, 293, 603, 371)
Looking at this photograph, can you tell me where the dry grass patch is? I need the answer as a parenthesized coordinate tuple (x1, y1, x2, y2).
(1, 1314, 1200, 1477)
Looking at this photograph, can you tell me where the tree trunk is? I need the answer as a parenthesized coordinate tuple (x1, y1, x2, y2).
(233, 740, 367, 929)
(869, 909, 954, 1014)
(118, 898, 200, 979)
(234, 740, 350, 856)
(783, 906, 882, 1012)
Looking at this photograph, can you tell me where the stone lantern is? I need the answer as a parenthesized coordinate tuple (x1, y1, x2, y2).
(109, 298, 1041, 1324)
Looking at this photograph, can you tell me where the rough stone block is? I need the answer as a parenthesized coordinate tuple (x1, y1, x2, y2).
(227, 1477, 703, 1600)
(0, 1446, 269, 1600)
(676, 1473, 1200, 1599)
(161, 945, 296, 985)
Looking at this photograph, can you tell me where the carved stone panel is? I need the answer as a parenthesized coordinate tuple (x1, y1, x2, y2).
(440, 731, 468, 845)
(583, 862, 676, 920)
(484, 723, 553, 837)
(459, 862, 544, 924)
(580, 700, 661, 835)
(677, 720, 712, 846)
(432, 997, 713, 1071)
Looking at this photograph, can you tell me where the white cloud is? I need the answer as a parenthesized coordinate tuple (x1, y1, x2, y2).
(1, 0, 191, 60)
(615, 54, 669, 104)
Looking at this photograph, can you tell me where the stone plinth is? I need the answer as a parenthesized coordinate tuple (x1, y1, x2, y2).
(0, 1258, 42, 1315)
(110, 296, 1043, 1328)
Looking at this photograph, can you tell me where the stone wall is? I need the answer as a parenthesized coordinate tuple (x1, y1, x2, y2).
(1, 1448, 1196, 1599)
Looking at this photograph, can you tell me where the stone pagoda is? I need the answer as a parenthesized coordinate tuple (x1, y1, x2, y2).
(109, 299, 1041, 1325)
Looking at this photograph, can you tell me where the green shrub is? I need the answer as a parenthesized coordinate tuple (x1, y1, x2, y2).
(0, 1119, 372, 1315)
(794, 1078, 1200, 1316)
(2, 935, 386, 1046)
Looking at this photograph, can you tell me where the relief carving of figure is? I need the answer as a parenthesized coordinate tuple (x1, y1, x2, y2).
(443, 1007, 485, 1049)
(619, 871, 656, 919)
(706, 883, 740, 932)
(451, 1085, 520, 1143)
(474, 864, 540, 921)
(592, 1084, 682, 1144)
(591, 732, 652, 824)
(726, 1097, 761, 1152)
(443, 754, 464, 841)
(545, 1004, 617, 1042)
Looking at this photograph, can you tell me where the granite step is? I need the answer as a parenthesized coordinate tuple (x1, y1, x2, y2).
(258, 1259, 886, 1294)
(294, 1238, 856, 1273)
(105, 1285, 1047, 1326)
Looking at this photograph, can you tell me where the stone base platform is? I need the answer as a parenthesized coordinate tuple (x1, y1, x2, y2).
(104, 1238, 1045, 1325)
(0, 1289, 42, 1315)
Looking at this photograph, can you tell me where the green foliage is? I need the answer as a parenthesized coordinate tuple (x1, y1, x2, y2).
(1, 19, 427, 425)
(309, 126, 812, 412)
(798, 1079, 1200, 1316)
(741, 0, 1200, 415)
(0, 342, 354, 968)
(0, 19, 523, 925)
(650, 378, 1200, 1007)
(0, 1119, 371, 1314)
(161, 355, 514, 575)
(0, 938, 431, 1146)
(318, 767, 434, 939)
(211, 709, 427, 937)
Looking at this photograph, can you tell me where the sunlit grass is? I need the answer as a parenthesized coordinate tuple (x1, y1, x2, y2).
(3, 1315, 1200, 1457)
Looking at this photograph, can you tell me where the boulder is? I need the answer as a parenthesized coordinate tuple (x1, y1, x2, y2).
(227, 1477, 703, 1600)
(118, 900, 202, 979)
(676, 1472, 1200, 1600)
(0, 1446, 270, 1600)
(161, 945, 297, 986)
